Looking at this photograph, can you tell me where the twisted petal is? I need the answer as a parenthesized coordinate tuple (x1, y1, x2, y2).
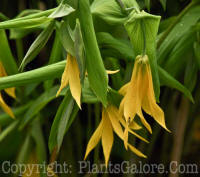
(102, 109, 114, 166)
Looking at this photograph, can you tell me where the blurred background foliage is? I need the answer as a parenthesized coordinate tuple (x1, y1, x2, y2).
(0, 0, 200, 177)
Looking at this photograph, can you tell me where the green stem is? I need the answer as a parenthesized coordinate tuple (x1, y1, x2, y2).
(157, 1, 198, 48)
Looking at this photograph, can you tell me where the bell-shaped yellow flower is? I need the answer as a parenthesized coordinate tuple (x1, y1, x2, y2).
(119, 55, 170, 135)
(84, 105, 148, 166)
(57, 54, 81, 108)
(0, 62, 15, 118)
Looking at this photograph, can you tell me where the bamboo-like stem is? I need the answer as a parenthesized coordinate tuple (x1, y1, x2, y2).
(169, 97, 189, 177)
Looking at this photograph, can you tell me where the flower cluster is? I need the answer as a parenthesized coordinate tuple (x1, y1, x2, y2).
(57, 54, 170, 165)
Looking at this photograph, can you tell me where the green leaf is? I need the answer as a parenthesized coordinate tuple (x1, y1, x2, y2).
(159, 0, 167, 11)
(145, 0, 150, 12)
(125, 11, 161, 100)
(97, 32, 135, 60)
(82, 78, 99, 103)
(0, 16, 52, 29)
(74, 19, 85, 81)
(58, 20, 75, 56)
(194, 41, 200, 69)
(184, 56, 198, 92)
(31, 119, 47, 164)
(0, 13, 9, 21)
(48, 92, 78, 153)
(0, 121, 19, 142)
(57, 95, 75, 152)
(107, 88, 123, 107)
(158, 5, 200, 65)
(79, 0, 108, 106)
(159, 66, 194, 103)
(0, 8, 55, 28)
(164, 31, 196, 77)
(19, 86, 62, 130)
(10, 28, 38, 39)
(44, 31, 63, 90)
(0, 30, 18, 75)
(91, 0, 140, 25)
(19, 21, 55, 70)
(48, 2, 75, 18)
(16, 134, 31, 164)
(0, 103, 31, 127)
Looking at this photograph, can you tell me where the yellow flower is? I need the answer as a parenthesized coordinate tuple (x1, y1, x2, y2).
(84, 105, 148, 166)
(0, 62, 15, 118)
(57, 54, 81, 108)
(119, 55, 170, 136)
(57, 53, 120, 109)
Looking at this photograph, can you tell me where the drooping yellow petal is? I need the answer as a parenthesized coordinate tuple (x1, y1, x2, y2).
(108, 106, 148, 143)
(84, 118, 103, 160)
(128, 144, 147, 158)
(102, 109, 114, 166)
(56, 56, 69, 97)
(107, 106, 124, 139)
(106, 105, 146, 157)
(143, 63, 170, 132)
(123, 124, 129, 150)
(137, 110, 152, 133)
(128, 129, 149, 143)
(0, 93, 15, 119)
(5, 87, 16, 99)
(68, 55, 82, 108)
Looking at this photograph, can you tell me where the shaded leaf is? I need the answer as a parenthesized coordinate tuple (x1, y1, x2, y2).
(49, 2, 75, 18)
(0, 30, 18, 75)
(159, 66, 194, 103)
(19, 21, 55, 70)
